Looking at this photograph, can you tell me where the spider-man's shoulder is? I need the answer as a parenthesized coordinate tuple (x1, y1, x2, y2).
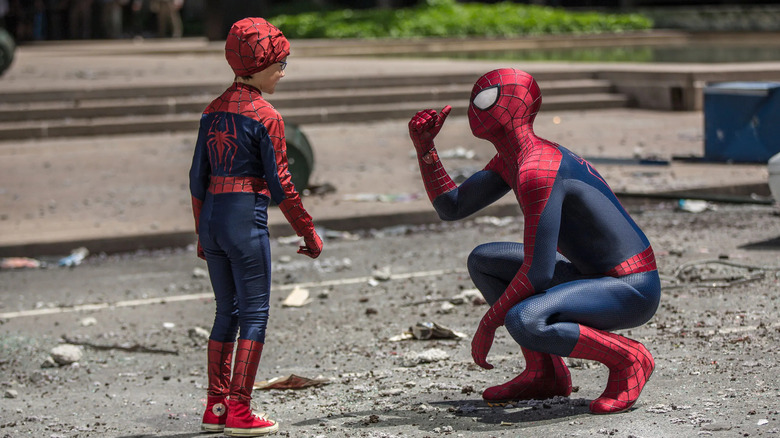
(237, 100, 280, 125)
(203, 86, 280, 125)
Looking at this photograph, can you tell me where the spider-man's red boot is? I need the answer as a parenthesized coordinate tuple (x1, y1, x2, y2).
(568, 325, 654, 414)
(201, 339, 234, 433)
(224, 339, 278, 437)
(482, 347, 572, 405)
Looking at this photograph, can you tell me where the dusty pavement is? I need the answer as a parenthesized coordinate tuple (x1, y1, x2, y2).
(1, 201, 780, 438)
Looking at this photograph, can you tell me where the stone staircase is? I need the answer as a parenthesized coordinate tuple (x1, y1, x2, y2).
(0, 70, 629, 141)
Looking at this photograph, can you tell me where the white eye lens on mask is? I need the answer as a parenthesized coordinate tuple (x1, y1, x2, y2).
(472, 85, 499, 110)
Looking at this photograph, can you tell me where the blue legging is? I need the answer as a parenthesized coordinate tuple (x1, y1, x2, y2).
(467, 242, 661, 357)
(199, 192, 272, 343)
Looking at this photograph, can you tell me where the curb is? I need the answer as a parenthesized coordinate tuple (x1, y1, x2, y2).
(0, 184, 772, 259)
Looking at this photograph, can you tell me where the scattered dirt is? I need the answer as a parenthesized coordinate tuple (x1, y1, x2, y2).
(1, 203, 779, 437)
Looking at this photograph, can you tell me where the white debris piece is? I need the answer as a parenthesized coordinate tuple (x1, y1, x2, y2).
(50, 344, 83, 366)
(282, 287, 311, 307)
(401, 348, 449, 367)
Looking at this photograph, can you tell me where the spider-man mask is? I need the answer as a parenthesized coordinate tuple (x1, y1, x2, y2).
(468, 69, 542, 148)
(225, 17, 290, 77)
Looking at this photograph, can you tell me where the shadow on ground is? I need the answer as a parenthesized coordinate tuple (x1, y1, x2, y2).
(739, 235, 780, 250)
(295, 397, 592, 434)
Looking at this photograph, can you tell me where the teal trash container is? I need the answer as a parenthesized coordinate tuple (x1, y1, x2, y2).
(704, 82, 780, 163)
(283, 123, 314, 192)
(0, 27, 15, 76)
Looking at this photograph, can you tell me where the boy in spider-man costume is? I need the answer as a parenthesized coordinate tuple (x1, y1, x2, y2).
(409, 69, 661, 415)
(189, 17, 322, 436)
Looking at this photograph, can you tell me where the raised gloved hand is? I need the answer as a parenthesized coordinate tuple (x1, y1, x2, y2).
(408, 105, 452, 158)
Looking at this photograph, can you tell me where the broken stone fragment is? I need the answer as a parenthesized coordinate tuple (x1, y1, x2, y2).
(50, 344, 83, 366)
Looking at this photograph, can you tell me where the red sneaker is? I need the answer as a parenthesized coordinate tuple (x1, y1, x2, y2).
(223, 399, 278, 436)
(201, 395, 229, 432)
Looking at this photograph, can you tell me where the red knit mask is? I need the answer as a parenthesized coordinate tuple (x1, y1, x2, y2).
(225, 17, 290, 77)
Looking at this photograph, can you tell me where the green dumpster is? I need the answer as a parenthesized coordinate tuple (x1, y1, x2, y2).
(284, 123, 314, 192)
(0, 28, 15, 76)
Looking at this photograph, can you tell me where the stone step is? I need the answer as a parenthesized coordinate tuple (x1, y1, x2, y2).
(0, 93, 629, 141)
(0, 70, 597, 104)
(0, 79, 616, 123)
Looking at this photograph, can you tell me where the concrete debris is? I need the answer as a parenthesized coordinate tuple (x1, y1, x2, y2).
(282, 287, 311, 307)
(188, 327, 210, 342)
(50, 344, 83, 366)
(400, 348, 449, 367)
(371, 266, 392, 281)
(192, 267, 209, 279)
(79, 317, 97, 327)
(379, 388, 404, 397)
(438, 301, 455, 313)
(449, 289, 486, 305)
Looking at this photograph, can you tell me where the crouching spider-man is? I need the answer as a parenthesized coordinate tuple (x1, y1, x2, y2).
(408, 69, 661, 414)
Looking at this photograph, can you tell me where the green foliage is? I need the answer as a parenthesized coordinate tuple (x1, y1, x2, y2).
(269, 1, 653, 39)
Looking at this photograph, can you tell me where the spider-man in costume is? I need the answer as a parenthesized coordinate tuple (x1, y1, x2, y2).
(409, 69, 661, 415)
(189, 17, 322, 436)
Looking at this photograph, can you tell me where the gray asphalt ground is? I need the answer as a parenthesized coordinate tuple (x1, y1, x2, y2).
(1, 203, 779, 438)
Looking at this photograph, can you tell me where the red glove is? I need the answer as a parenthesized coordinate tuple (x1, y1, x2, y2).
(279, 197, 322, 259)
(299, 232, 323, 259)
(471, 316, 498, 370)
(408, 105, 451, 158)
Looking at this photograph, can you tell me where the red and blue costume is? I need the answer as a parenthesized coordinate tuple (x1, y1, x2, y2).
(189, 17, 321, 436)
(409, 69, 661, 414)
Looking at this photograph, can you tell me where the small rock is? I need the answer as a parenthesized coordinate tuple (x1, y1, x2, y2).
(449, 289, 482, 305)
(379, 388, 404, 397)
(401, 348, 449, 367)
(188, 327, 210, 342)
(4, 389, 18, 399)
(192, 267, 209, 279)
(371, 267, 391, 281)
(50, 344, 82, 366)
(79, 317, 97, 327)
(439, 302, 455, 313)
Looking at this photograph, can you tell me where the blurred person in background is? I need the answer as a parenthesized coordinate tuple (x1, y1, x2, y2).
(150, 0, 182, 38)
(69, 0, 93, 39)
